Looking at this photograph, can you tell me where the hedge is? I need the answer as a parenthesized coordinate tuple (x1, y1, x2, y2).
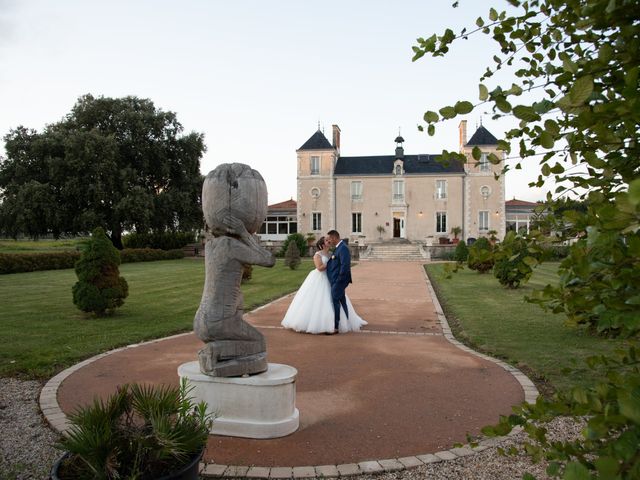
(0, 249, 185, 274)
(122, 231, 196, 250)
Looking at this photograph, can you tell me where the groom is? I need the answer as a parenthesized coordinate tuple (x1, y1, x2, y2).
(326, 230, 352, 334)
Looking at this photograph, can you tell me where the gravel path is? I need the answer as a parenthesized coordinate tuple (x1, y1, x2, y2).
(0, 378, 62, 479)
(1, 377, 585, 480)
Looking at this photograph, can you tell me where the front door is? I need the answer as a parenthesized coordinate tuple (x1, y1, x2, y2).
(392, 214, 405, 238)
(393, 218, 401, 237)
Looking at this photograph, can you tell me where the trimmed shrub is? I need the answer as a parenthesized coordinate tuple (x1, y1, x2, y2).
(284, 240, 301, 270)
(493, 231, 539, 288)
(72, 227, 129, 315)
(120, 248, 184, 263)
(453, 240, 469, 262)
(122, 231, 196, 250)
(0, 251, 80, 274)
(0, 248, 185, 274)
(280, 233, 307, 258)
(467, 237, 494, 273)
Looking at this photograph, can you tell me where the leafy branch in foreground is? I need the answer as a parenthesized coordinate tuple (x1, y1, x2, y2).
(413, 0, 640, 337)
(483, 345, 640, 479)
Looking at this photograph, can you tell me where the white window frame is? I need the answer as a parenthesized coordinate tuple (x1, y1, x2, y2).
(351, 181, 363, 201)
(392, 179, 405, 202)
(479, 153, 490, 172)
(435, 179, 447, 199)
(312, 212, 322, 231)
(436, 211, 447, 233)
(351, 212, 362, 234)
(479, 210, 489, 231)
(310, 156, 320, 175)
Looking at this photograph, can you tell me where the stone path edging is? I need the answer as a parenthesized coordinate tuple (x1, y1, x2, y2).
(40, 263, 539, 479)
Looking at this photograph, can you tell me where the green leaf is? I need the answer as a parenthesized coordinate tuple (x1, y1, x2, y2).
(539, 131, 554, 149)
(423, 111, 439, 123)
(479, 84, 489, 101)
(628, 178, 640, 206)
(569, 76, 594, 105)
(476, 16, 484, 27)
(454, 101, 474, 114)
(513, 105, 540, 122)
(472, 146, 482, 160)
(495, 97, 512, 113)
(563, 461, 590, 480)
(489, 8, 498, 21)
(594, 457, 619, 477)
(427, 124, 435, 136)
(618, 388, 640, 424)
(439, 106, 457, 119)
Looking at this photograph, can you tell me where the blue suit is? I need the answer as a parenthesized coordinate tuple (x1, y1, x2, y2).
(326, 241, 352, 330)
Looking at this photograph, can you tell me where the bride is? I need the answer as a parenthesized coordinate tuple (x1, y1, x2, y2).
(281, 236, 367, 334)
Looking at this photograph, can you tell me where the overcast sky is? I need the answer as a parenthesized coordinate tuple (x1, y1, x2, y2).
(0, 0, 549, 203)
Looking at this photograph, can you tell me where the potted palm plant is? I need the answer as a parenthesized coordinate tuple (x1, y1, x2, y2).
(451, 226, 462, 244)
(50, 379, 213, 480)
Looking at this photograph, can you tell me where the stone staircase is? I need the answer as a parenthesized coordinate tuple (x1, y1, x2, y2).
(360, 240, 428, 261)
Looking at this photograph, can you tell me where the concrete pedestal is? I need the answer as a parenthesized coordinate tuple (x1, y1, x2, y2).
(178, 361, 299, 439)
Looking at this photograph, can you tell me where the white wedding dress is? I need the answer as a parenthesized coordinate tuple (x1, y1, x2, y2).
(281, 252, 367, 334)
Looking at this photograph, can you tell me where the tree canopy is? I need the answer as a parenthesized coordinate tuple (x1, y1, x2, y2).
(413, 0, 639, 337)
(414, 1, 639, 477)
(0, 94, 206, 248)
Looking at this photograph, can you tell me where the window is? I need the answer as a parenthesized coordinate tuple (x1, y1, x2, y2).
(352, 213, 362, 233)
(351, 181, 363, 200)
(479, 153, 490, 172)
(393, 180, 405, 202)
(480, 185, 491, 199)
(310, 156, 320, 175)
(395, 164, 402, 175)
(310, 187, 320, 198)
(312, 212, 322, 231)
(479, 210, 489, 231)
(436, 212, 447, 233)
(436, 179, 447, 199)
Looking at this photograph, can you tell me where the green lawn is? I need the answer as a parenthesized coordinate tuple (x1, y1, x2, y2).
(0, 237, 88, 253)
(426, 263, 633, 394)
(0, 258, 314, 379)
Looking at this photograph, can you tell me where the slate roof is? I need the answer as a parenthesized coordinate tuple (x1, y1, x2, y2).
(466, 125, 498, 145)
(298, 130, 334, 151)
(334, 154, 464, 176)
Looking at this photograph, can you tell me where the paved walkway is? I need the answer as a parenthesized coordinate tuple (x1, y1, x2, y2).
(43, 262, 537, 475)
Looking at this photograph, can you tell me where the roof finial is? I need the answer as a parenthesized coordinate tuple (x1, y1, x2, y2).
(398, 126, 401, 136)
(317, 120, 321, 131)
(479, 115, 483, 127)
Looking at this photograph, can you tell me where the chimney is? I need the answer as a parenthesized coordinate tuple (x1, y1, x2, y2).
(459, 120, 467, 150)
(332, 124, 341, 152)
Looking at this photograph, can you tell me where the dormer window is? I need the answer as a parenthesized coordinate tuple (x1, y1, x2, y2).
(393, 159, 404, 176)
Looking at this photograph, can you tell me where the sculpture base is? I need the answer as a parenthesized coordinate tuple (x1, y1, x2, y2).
(178, 361, 299, 439)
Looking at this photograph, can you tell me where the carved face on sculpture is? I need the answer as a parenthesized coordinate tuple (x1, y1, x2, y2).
(202, 163, 268, 236)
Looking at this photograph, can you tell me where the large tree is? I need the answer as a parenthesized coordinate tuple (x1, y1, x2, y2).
(0, 94, 206, 248)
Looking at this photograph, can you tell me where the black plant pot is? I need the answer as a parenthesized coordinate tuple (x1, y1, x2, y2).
(50, 450, 203, 480)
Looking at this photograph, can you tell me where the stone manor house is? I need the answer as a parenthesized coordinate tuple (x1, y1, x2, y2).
(283, 121, 505, 246)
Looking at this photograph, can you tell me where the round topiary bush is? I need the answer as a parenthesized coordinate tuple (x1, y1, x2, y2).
(467, 236, 494, 273)
(453, 240, 469, 262)
(284, 239, 301, 270)
(280, 233, 307, 258)
(72, 227, 129, 315)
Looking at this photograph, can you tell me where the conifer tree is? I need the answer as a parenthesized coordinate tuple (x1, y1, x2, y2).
(72, 227, 129, 315)
(284, 240, 301, 270)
